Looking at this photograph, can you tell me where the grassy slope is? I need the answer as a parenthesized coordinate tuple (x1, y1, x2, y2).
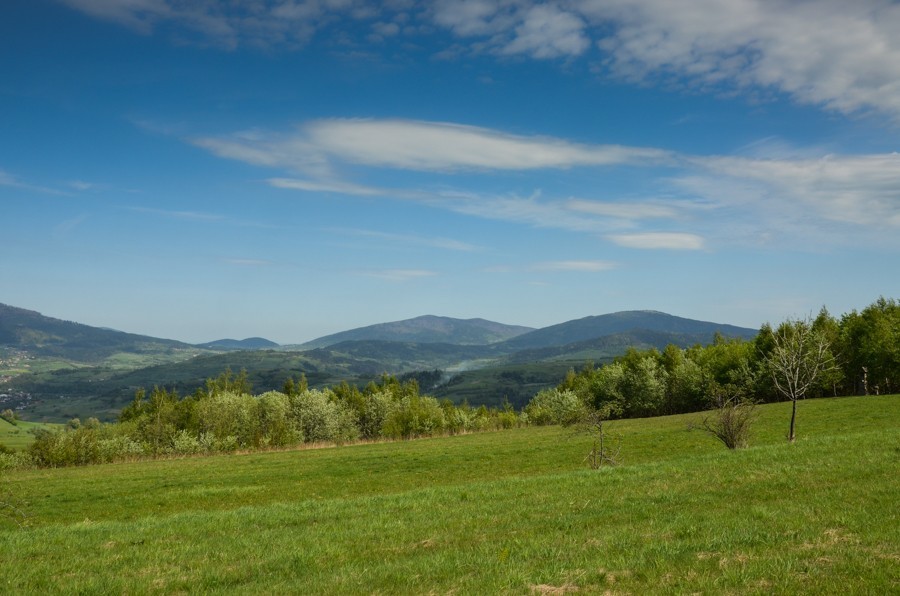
(1, 395, 897, 593)
(0, 419, 57, 451)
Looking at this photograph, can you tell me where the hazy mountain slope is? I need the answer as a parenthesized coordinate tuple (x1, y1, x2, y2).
(0, 303, 194, 362)
(300, 315, 534, 349)
(503, 329, 738, 364)
(501, 310, 757, 351)
(195, 338, 279, 350)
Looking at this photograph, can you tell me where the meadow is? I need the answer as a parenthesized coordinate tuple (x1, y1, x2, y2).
(1, 395, 897, 593)
(0, 418, 56, 451)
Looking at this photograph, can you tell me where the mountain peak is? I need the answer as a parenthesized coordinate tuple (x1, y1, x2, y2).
(299, 315, 534, 349)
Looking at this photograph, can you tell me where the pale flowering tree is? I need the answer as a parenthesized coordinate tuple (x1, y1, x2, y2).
(767, 318, 836, 442)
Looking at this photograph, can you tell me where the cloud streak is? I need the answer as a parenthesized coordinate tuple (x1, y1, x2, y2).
(194, 118, 670, 175)
(607, 232, 705, 251)
(532, 260, 618, 272)
(332, 228, 481, 252)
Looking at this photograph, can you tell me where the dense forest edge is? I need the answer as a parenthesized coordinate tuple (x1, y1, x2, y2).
(0, 297, 896, 469)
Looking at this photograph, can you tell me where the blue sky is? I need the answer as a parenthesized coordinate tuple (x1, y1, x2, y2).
(2, 0, 899, 344)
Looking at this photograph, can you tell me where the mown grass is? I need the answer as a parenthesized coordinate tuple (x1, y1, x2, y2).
(1, 395, 898, 593)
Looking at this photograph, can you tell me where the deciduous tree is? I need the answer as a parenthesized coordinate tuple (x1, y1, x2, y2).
(767, 318, 836, 442)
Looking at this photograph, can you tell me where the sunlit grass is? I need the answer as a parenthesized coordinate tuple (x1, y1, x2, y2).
(2, 395, 897, 593)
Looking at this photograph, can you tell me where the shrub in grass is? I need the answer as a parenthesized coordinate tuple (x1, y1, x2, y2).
(97, 435, 145, 462)
(290, 389, 360, 444)
(28, 426, 102, 467)
(0, 409, 16, 424)
(358, 390, 395, 440)
(701, 395, 758, 449)
(524, 388, 584, 425)
(197, 391, 263, 449)
(382, 394, 446, 439)
(256, 391, 301, 447)
(441, 399, 471, 435)
(170, 429, 203, 455)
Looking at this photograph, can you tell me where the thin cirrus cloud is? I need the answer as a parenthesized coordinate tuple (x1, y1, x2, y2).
(129, 206, 226, 222)
(193, 118, 671, 175)
(532, 260, 618, 272)
(566, 198, 678, 220)
(331, 228, 481, 253)
(63, 1, 900, 119)
(607, 233, 705, 251)
(695, 153, 900, 228)
(267, 177, 383, 197)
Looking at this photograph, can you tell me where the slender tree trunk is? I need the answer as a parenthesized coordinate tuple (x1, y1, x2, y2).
(789, 398, 797, 443)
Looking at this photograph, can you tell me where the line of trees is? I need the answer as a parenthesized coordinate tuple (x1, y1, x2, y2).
(526, 297, 898, 426)
(8, 370, 523, 469)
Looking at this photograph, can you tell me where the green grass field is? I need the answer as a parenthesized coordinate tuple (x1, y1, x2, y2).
(0, 418, 57, 451)
(1, 395, 898, 593)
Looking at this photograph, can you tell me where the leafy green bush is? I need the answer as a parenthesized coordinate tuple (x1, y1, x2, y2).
(28, 427, 102, 467)
(382, 395, 446, 439)
(524, 388, 583, 426)
(290, 389, 359, 444)
(197, 391, 262, 449)
(256, 391, 302, 447)
(358, 390, 395, 440)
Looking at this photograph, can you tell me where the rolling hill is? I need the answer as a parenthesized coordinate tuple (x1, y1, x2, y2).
(298, 315, 534, 349)
(500, 310, 757, 351)
(195, 337, 280, 350)
(0, 303, 195, 362)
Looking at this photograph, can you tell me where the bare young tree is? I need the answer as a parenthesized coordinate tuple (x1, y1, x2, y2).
(766, 318, 836, 442)
(572, 403, 622, 469)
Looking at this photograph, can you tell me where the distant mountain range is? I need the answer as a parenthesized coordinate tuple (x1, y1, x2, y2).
(298, 315, 534, 349)
(1, 302, 757, 364)
(1, 302, 759, 421)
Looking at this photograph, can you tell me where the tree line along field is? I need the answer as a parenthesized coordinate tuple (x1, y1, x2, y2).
(1, 395, 897, 593)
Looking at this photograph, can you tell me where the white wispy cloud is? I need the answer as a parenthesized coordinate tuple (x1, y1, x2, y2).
(333, 228, 481, 252)
(532, 260, 617, 272)
(193, 119, 670, 176)
(566, 199, 678, 220)
(607, 232, 705, 250)
(695, 153, 900, 228)
(433, 190, 625, 234)
(268, 177, 383, 196)
(68, 180, 97, 191)
(130, 206, 226, 222)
